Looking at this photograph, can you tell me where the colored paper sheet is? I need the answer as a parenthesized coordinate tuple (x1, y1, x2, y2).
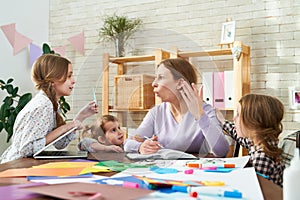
(0, 183, 44, 200)
(79, 166, 111, 174)
(32, 161, 98, 168)
(27, 173, 93, 181)
(0, 167, 85, 177)
(96, 160, 148, 172)
(22, 182, 153, 200)
(29, 175, 107, 185)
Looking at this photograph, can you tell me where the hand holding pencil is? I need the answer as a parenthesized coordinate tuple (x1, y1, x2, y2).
(138, 135, 163, 154)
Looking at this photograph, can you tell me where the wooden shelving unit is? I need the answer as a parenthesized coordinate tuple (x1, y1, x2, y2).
(102, 49, 170, 125)
(172, 41, 250, 113)
(102, 41, 250, 156)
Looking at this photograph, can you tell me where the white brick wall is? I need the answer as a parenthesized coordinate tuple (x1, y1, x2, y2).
(49, 0, 300, 138)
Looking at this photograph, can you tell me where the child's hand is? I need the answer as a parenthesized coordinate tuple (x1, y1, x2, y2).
(74, 101, 98, 122)
(105, 145, 124, 152)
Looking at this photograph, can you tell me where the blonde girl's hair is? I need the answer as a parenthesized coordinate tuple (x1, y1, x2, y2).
(31, 54, 71, 128)
(239, 94, 284, 161)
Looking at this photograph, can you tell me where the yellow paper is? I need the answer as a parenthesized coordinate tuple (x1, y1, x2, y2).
(80, 166, 111, 174)
(32, 161, 97, 168)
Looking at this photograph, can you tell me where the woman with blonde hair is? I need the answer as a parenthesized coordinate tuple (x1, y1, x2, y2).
(124, 58, 229, 157)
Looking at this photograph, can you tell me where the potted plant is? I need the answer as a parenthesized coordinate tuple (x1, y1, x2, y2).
(0, 79, 32, 142)
(99, 14, 142, 57)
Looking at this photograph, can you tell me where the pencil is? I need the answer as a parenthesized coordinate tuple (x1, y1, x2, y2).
(143, 136, 164, 149)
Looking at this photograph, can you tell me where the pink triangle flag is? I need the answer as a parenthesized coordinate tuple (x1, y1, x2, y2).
(0, 23, 16, 47)
(13, 31, 33, 55)
(53, 46, 66, 57)
(67, 31, 85, 56)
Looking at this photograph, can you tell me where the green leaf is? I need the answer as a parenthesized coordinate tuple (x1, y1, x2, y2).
(7, 78, 13, 84)
(6, 84, 13, 94)
(42, 43, 51, 54)
(7, 114, 15, 126)
(3, 97, 13, 106)
(0, 79, 5, 84)
(6, 126, 13, 143)
(0, 122, 3, 132)
(12, 87, 19, 97)
(17, 93, 32, 109)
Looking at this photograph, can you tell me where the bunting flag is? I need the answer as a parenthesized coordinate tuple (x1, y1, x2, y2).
(13, 31, 33, 55)
(67, 31, 85, 56)
(1, 23, 16, 47)
(29, 43, 43, 66)
(1, 23, 85, 57)
(1, 23, 33, 55)
(53, 46, 66, 57)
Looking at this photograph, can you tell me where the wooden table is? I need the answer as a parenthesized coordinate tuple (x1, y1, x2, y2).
(0, 152, 283, 200)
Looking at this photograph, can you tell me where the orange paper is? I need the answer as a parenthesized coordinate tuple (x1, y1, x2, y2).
(0, 167, 85, 177)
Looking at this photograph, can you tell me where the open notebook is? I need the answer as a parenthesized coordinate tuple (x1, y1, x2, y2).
(33, 127, 87, 159)
(126, 149, 197, 160)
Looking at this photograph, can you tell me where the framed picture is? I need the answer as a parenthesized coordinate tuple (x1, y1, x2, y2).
(220, 21, 236, 44)
(289, 86, 300, 109)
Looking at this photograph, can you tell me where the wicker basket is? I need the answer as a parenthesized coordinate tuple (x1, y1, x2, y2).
(114, 74, 155, 110)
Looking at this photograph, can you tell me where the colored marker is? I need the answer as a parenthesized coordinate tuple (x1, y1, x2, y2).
(143, 136, 164, 149)
(93, 88, 97, 106)
(189, 187, 242, 199)
(256, 172, 269, 179)
(224, 163, 235, 168)
(186, 163, 200, 168)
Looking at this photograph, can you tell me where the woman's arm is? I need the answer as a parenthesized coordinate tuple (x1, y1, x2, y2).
(199, 104, 230, 157)
(123, 107, 156, 153)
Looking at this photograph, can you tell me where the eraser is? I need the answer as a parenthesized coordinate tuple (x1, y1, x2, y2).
(184, 169, 194, 174)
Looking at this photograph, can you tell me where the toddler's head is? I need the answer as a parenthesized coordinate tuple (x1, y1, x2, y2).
(91, 115, 124, 146)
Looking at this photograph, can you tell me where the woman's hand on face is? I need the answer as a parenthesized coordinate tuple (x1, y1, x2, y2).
(74, 101, 98, 122)
(179, 81, 204, 120)
(138, 136, 161, 154)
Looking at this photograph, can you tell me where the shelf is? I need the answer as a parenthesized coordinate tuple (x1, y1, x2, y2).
(109, 55, 155, 64)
